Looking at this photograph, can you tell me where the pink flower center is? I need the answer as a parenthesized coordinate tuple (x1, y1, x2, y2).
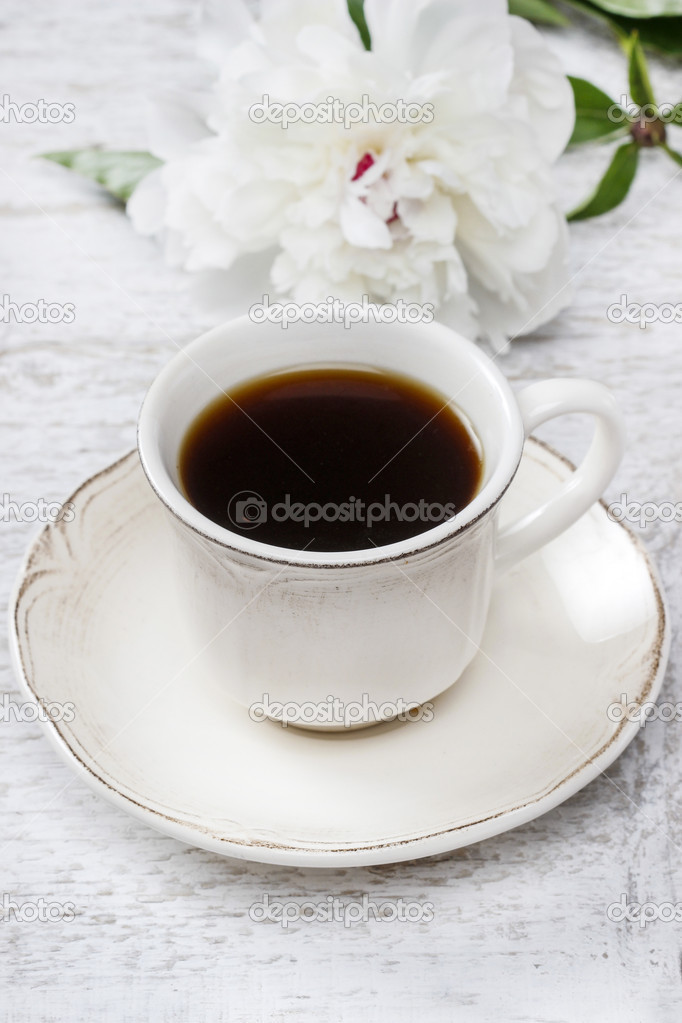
(351, 152, 399, 225)
(351, 152, 375, 181)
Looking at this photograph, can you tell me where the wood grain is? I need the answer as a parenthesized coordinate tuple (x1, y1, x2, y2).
(1, 2, 680, 1020)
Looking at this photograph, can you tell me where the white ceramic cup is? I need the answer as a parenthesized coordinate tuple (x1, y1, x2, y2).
(137, 316, 624, 729)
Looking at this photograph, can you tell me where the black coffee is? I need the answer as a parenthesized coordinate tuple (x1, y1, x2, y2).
(179, 366, 482, 552)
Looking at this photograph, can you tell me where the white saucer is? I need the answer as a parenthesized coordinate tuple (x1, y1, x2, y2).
(9, 440, 669, 867)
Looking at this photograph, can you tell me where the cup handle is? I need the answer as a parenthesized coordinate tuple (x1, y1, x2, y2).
(495, 379, 625, 575)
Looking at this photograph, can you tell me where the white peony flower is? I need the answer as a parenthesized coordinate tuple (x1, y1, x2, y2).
(129, 0, 575, 348)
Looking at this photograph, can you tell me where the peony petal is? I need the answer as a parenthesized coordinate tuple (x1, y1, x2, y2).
(296, 25, 365, 68)
(398, 191, 456, 245)
(146, 93, 211, 160)
(365, 177, 398, 222)
(364, 0, 433, 71)
(509, 17, 575, 163)
(456, 196, 561, 305)
(366, 0, 506, 72)
(258, 0, 358, 55)
(238, 64, 331, 104)
(277, 223, 343, 271)
(192, 250, 277, 321)
(389, 161, 435, 200)
(339, 196, 393, 249)
(434, 291, 480, 342)
(217, 181, 297, 243)
(467, 207, 571, 342)
(416, 15, 513, 106)
(291, 272, 365, 304)
(162, 172, 240, 269)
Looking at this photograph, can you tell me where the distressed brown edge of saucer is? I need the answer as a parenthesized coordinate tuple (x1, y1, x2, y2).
(10, 441, 669, 856)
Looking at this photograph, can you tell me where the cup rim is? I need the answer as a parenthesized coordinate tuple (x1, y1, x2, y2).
(137, 316, 525, 568)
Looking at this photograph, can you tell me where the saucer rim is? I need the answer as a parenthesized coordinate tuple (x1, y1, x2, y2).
(8, 440, 669, 867)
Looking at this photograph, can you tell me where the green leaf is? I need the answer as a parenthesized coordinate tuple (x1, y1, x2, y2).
(40, 149, 162, 203)
(568, 76, 627, 145)
(587, 0, 682, 16)
(568, 141, 640, 220)
(560, 0, 682, 54)
(347, 0, 371, 49)
(626, 16, 682, 54)
(663, 143, 682, 165)
(509, 0, 570, 25)
(627, 33, 656, 109)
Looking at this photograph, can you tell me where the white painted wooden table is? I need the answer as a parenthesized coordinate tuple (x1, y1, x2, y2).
(1, 2, 681, 1020)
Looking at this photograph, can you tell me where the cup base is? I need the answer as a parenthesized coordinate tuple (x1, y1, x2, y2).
(258, 706, 430, 732)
